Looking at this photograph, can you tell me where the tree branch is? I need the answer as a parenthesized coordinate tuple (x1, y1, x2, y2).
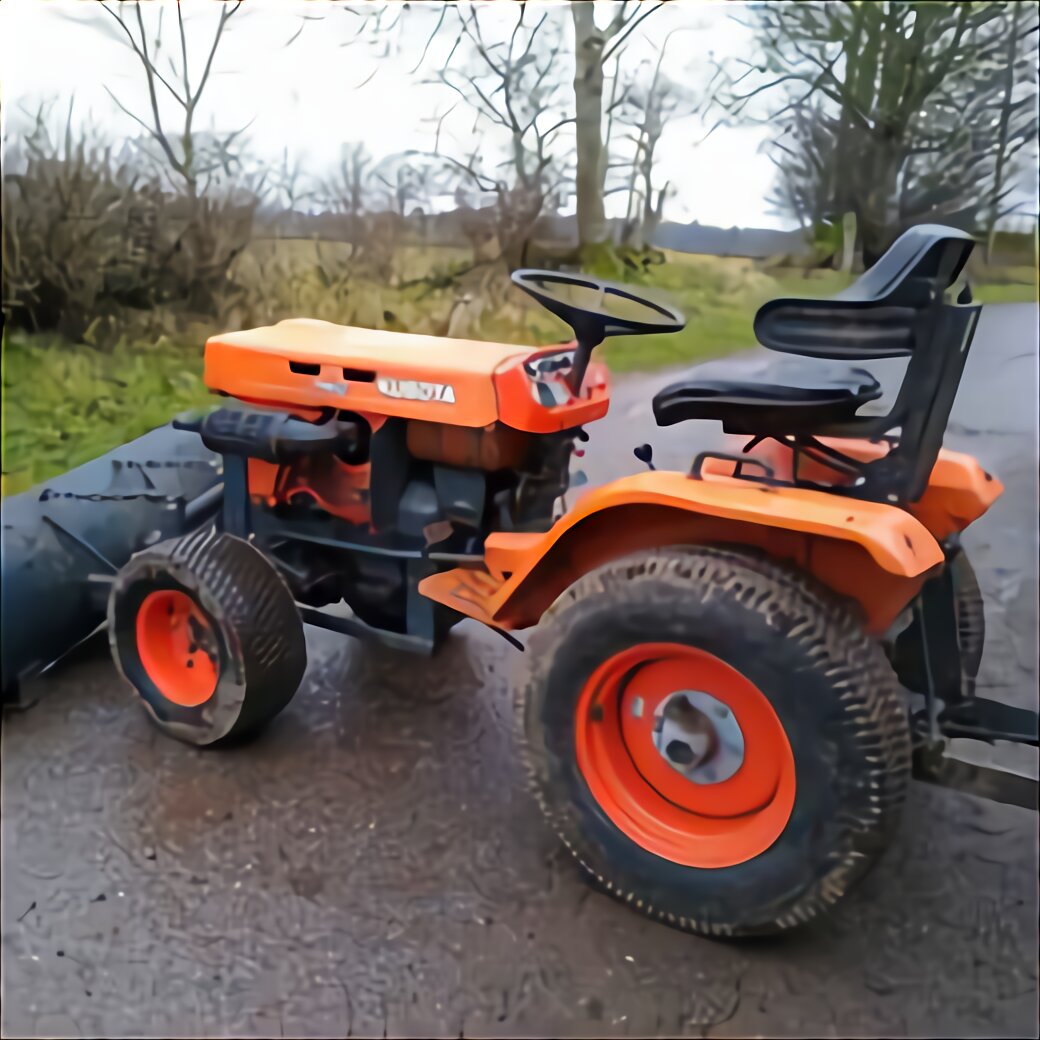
(191, 0, 242, 115)
(604, 2, 664, 61)
(410, 2, 447, 74)
(97, 0, 186, 107)
(103, 84, 184, 177)
(176, 0, 191, 99)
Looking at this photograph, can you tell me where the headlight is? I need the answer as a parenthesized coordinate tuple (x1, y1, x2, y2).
(525, 350, 575, 406)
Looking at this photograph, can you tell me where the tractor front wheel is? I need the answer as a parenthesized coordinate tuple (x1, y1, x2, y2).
(518, 546, 911, 937)
(108, 528, 307, 747)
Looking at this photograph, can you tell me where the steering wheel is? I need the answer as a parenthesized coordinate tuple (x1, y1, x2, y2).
(512, 269, 686, 391)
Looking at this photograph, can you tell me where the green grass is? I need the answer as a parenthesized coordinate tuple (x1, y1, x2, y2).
(1, 333, 212, 497)
(758, 262, 1038, 305)
(604, 307, 759, 372)
(972, 281, 1038, 304)
(3, 249, 1036, 496)
(602, 255, 857, 371)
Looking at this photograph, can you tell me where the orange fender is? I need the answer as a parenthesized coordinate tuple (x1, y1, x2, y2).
(718, 437, 1003, 543)
(419, 470, 945, 636)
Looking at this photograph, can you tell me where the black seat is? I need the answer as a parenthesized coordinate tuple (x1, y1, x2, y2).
(653, 224, 981, 504)
(654, 362, 881, 435)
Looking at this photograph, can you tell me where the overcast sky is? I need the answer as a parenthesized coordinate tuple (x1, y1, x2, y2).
(0, 0, 793, 229)
(8, 0, 1035, 236)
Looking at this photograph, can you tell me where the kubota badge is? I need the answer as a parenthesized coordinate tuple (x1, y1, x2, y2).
(377, 377, 456, 403)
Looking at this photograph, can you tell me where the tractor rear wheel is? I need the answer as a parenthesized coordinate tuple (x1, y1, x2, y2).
(518, 545, 911, 937)
(888, 549, 986, 696)
(108, 527, 307, 747)
(950, 550, 985, 685)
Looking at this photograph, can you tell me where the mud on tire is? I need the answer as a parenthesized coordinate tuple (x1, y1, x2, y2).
(889, 549, 986, 696)
(108, 527, 307, 747)
(518, 545, 911, 938)
(950, 550, 986, 682)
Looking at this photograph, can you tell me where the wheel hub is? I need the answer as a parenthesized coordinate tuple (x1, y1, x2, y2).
(576, 642, 796, 868)
(135, 589, 219, 707)
(649, 690, 745, 785)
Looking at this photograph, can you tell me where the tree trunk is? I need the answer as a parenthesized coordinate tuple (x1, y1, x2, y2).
(642, 183, 668, 250)
(832, 6, 868, 218)
(622, 163, 640, 244)
(572, 4, 608, 250)
(986, 5, 1022, 264)
(624, 217, 645, 252)
(839, 211, 857, 273)
(859, 144, 902, 266)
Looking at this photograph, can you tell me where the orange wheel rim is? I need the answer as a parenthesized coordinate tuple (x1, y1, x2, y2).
(135, 590, 219, 707)
(575, 643, 795, 868)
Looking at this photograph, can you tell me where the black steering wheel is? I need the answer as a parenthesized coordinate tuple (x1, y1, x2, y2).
(512, 269, 686, 391)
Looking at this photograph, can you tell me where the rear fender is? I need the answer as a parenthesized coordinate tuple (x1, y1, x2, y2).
(419, 470, 944, 635)
(717, 436, 1004, 542)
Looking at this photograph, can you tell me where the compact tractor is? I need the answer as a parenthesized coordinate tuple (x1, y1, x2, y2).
(108, 225, 1038, 936)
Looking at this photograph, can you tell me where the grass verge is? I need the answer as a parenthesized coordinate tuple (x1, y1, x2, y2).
(1, 334, 213, 497)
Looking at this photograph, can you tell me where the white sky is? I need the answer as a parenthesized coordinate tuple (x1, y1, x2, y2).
(0, 1, 797, 231)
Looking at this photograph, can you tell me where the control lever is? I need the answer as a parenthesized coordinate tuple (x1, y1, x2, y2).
(634, 444, 656, 471)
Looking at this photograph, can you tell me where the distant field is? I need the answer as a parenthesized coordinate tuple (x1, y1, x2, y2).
(2, 244, 1036, 495)
(241, 237, 462, 280)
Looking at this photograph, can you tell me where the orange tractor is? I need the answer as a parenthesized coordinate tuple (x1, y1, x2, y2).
(109, 225, 1037, 936)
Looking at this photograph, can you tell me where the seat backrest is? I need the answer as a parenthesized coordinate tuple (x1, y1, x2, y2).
(754, 225, 975, 360)
(756, 225, 981, 504)
(880, 300, 980, 502)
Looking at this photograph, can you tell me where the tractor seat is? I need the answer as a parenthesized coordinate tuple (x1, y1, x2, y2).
(653, 362, 882, 436)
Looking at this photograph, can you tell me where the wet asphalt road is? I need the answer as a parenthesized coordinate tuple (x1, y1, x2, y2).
(2, 304, 1038, 1039)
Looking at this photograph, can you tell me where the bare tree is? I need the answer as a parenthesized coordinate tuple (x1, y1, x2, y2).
(87, 1, 298, 315)
(721, 1, 1039, 265)
(320, 143, 374, 249)
(615, 30, 697, 250)
(983, 1, 1039, 261)
(372, 155, 443, 253)
(272, 147, 314, 216)
(347, 1, 669, 267)
(311, 143, 398, 282)
(95, 0, 249, 198)
(425, 3, 573, 268)
(571, 0, 664, 257)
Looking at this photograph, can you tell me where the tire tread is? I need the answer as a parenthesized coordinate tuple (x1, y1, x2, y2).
(517, 544, 910, 937)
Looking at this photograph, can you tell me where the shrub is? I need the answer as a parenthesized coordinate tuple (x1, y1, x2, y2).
(2, 105, 150, 339)
(2, 105, 258, 346)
